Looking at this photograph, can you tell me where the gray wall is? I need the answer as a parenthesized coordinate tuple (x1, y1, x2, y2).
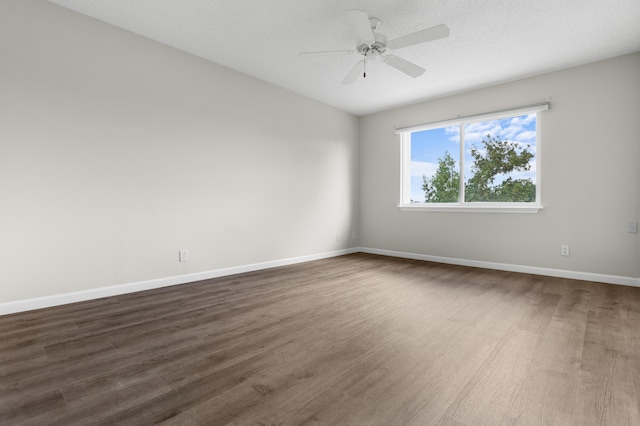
(1, 1, 638, 307)
(359, 52, 640, 280)
(0, 0, 360, 303)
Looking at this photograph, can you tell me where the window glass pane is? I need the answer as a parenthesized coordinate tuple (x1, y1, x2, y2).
(463, 114, 537, 202)
(410, 126, 460, 203)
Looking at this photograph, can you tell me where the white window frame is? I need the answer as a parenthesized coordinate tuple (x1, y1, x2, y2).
(397, 102, 549, 213)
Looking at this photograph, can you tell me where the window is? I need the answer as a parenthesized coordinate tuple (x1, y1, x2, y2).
(398, 103, 548, 213)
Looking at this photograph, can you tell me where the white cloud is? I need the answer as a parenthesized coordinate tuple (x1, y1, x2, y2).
(465, 121, 498, 133)
(411, 161, 437, 177)
(460, 115, 537, 145)
(509, 113, 536, 126)
(502, 125, 520, 140)
(464, 121, 502, 143)
(515, 130, 536, 142)
(445, 125, 460, 142)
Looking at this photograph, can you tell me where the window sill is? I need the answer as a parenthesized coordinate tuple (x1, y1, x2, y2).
(398, 203, 543, 214)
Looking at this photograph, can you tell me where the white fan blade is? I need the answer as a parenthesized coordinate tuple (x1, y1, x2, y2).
(347, 9, 375, 44)
(388, 24, 450, 50)
(342, 60, 364, 85)
(298, 50, 356, 56)
(383, 55, 425, 78)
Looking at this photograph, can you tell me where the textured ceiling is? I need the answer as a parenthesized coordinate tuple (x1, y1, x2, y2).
(47, 0, 640, 116)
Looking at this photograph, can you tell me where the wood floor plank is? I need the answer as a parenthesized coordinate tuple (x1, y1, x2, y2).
(0, 389, 67, 425)
(574, 283, 640, 425)
(618, 284, 640, 416)
(160, 326, 401, 425)
(323, 324, 496, 426)
(442, 327, 543, 425)
(1, 253, 640, 425)
(519, 288, 589, 414)
(435, 417, 468, 426)
(509, 397, 574, 426)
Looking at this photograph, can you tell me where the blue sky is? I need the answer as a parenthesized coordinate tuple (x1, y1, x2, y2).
(410, 113, 537, 202)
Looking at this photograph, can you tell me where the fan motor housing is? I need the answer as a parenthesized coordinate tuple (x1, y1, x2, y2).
(356, 33, 388, 57)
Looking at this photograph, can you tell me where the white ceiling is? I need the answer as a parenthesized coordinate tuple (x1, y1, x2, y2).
(48, 0, 640, 116)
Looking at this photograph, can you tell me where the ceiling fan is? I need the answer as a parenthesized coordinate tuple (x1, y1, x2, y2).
(300, 10, 450, 85)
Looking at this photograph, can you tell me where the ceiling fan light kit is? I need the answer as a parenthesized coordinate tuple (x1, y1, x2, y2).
(356, 32, 387, 59)
(300, 9, 450, 85)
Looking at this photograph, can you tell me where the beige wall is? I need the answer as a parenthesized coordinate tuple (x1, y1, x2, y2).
(360, 52, 640, 280)
(0, 0, 360, 303)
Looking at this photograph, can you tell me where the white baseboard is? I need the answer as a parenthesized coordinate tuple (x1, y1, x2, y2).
(3, 246, 638, 316)
(0, 248, 359, 316)
(360, 247, 640, 288)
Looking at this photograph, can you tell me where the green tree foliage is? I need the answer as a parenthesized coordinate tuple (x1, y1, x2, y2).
(465, 135, 535, 202)
(423, 135, 535, 203)
(422, 151, 460, 202)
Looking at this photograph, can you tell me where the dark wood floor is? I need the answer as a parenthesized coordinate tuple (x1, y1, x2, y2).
(1, 253, 640, 425)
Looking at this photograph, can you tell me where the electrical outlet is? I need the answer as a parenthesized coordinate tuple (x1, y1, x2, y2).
(561, 245, 570, 256)
(336, 234, 341, 243)
(352, 232, 357, 241)
(627, 222, 638, 233)
(179, 249, 188, 262)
